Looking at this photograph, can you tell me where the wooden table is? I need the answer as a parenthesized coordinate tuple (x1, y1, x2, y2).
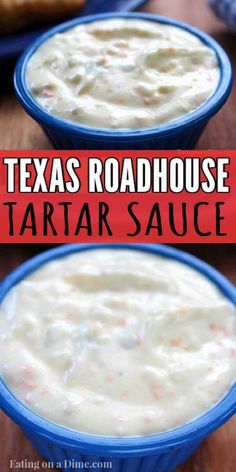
(0, 0, 236, 149)
(0, 244, 236, 472)
(0, 0, 236, 471)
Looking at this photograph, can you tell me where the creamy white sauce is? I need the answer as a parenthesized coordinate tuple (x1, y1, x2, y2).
(27, 18, 219, 130)
(0, 249, 235, 436)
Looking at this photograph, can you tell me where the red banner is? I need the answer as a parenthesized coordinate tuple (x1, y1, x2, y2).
(0, 150, 235, 243)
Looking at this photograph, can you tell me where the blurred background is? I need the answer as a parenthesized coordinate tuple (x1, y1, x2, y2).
(0, 0, 235, 149)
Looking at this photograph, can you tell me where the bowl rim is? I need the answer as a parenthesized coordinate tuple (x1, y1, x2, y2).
(0, 243, 235, 456)
(14, 12, 233, 141)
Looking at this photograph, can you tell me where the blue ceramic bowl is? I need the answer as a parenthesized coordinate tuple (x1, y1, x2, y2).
(0, 244, 236, 472)
(209, 0, 236, 31)
(14, 13, 233, 150)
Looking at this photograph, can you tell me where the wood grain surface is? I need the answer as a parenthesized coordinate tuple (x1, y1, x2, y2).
(0, 0, 236, 471)
(0, 245, 236, 472)
(0, 0, 236, 149)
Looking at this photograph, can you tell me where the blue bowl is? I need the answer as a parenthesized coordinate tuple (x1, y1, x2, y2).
(14, 13, 233, 150)
(0, 244, 236, 472)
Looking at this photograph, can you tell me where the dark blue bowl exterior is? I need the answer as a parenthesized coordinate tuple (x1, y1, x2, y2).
(0, 244, 236, 471)
(23, 430, 203, 472)
(14, 13, 233, 150)
(43, 121, 207, 150)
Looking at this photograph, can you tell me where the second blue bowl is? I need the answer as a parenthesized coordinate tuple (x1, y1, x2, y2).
(14, 13, 233, 150)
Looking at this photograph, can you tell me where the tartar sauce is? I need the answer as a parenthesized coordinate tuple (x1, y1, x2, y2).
(0, 249, 235, 436)
(27, 18, 219, 130)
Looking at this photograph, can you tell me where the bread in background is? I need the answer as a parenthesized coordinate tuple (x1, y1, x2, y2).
(0, 0, 86, 33)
